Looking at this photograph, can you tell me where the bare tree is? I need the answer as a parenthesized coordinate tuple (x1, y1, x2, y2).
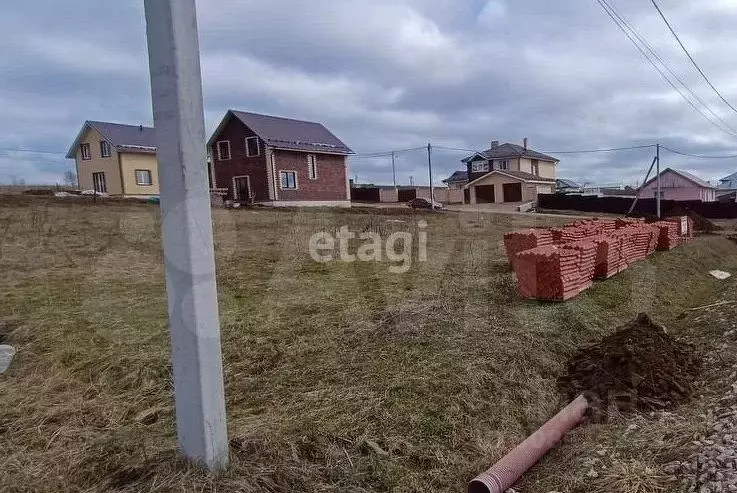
(62, 171, 77, 187)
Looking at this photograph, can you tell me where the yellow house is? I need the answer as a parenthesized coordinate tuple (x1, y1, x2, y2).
(66, 121, 160, 196)
(462, 139, 558, 204)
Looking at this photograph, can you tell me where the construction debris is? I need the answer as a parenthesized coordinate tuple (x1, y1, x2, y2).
(710, 270, 732, 280)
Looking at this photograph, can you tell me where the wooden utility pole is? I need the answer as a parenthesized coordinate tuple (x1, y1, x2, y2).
(144, 0, 228, 470)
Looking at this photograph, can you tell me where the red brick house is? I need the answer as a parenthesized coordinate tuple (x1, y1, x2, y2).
(208, 110, 353, 207)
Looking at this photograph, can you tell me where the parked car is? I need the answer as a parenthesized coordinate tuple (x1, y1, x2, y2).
(407, 198, 444, 210)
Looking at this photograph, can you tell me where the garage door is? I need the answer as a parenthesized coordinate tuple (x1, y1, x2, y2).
(398, 189, 417, 202)
(475, 185, 495, 203)
(502, 183, 522, 202)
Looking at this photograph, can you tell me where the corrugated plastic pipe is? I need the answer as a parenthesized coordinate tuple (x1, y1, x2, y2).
(468, 394, 589, 493)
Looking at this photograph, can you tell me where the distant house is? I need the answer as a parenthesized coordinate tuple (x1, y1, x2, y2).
(462, 139, 558, 204)
(208, 110, 354, 207)
(556, 178, 581, 193)
(442, 170, 469, 190)
(718, 172, 737, 191)
(66, 121, 160, 196)
(637, 168, 716, 202)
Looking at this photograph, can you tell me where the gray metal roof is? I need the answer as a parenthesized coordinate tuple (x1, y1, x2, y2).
(443, 170, 468, 183)
(66, 121, 156, 158)
(556, 178, 581, 188)
(214, 110, 353, 155)
(462, 143, 558, 163)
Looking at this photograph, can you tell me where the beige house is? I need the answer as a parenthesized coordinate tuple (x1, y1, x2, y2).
(66, 121, 160, 196)
(462, 140, 558, 204)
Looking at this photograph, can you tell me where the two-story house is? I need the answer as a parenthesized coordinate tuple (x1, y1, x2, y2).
(208, 110, 354, 207)
(462, 139, 558, 204)
(66, 121, 160, 197)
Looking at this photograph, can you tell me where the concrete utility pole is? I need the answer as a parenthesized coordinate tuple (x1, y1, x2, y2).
(656, 143, 661, 218)
(391, 152, 397, 189)
(144, 0, 228, 470)
(427, 143, 435, 208)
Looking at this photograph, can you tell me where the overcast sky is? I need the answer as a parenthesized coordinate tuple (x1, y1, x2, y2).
(2, 0, 737, 186)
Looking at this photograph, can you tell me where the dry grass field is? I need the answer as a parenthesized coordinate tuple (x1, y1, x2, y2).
(2, 196, 737, 492)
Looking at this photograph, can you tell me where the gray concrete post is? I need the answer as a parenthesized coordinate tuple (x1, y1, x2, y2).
(143, 0, 228, 470)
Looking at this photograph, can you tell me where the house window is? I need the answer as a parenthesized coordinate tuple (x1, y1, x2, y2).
(135, 169, 153, 186)
(245, 136, 259, 157)
(531, 159, 540, 176)
(80, 143, 91, 160)
(471, 160, 489, 172)
(100, 141, 112, 158)
(308, 155, 318, 180)
(92, 172, 107, 193)
(217, 140, 231, 161)
(499, 159, 509, 170)
(280, 171, 297, 190)
(653, 191, 665, 198)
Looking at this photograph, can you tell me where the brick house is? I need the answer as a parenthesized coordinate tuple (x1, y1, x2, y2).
(462, 139, 558, 204)
(208, 110, 353, 207)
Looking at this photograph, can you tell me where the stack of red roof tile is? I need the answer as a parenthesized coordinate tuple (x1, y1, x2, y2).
(514, 240, 597, 301)
(653, 221, 681, 250)
(593, 234, 627, 279)
(504, 229, 554, 267)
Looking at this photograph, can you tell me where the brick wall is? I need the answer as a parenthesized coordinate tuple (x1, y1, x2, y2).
(211, 116, 270, 202)
(274, 150, 348, 201)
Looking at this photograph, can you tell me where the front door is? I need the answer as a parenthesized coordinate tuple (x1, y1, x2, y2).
(92, 172, 107, 193)
(233, 176, 251, 202)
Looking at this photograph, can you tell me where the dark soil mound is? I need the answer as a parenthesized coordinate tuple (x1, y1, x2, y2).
(559, 313, 702, 419)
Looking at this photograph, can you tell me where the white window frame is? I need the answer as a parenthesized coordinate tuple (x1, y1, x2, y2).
(307, 154, 318, 180)
(279, 170, 298, 190)
(500, 159, 509, 170)
(100, 140, 112, 158)
(531, 159, 540, 176)
(216, 140, 231, 161)
(471, 160, 489, 173)
(80, 143, 91, 160)
(232, 175, 252, 201)
(135, 169, 153, 186)
(245, 136, 260, 157)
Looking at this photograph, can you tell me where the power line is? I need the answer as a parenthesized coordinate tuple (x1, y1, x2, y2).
(435, 144, 655, 155)
(595, 0, 737, 139)
(604, 0, 737, 136)
(650, 0, 737, 116)
(0, 147, 66, 156)
(543, 144, 656, 154)
(661, 146, 737, 159)
(350, 146, 426, 158)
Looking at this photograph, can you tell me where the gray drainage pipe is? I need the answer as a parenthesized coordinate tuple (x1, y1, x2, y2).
(468, 394, 589, 493)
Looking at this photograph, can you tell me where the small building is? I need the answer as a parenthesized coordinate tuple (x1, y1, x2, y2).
(637, 168, 716, 202)
(555, 178, 581, 193)
(66, 121, 161, 197)
(717, 172, 737, 200)
(462, 139, 558, 204)
(208, 110, 353, 207)
(442, 170, 469, 190)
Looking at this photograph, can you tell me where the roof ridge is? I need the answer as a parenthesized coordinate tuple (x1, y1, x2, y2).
(230, 109, 325, 126)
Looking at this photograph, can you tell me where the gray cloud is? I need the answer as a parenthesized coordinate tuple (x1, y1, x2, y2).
(2, 0, 737, 186)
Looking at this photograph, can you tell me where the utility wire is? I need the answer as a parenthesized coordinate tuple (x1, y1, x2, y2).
(650, 0, 737, 116)
(350, 146, 426, 158)
(0, 147, 67, 155)
(434, 144, 655, 155)
(661, 146, 737, 159)
(604, 0, 737, 136)
(595, 0, 737, 139)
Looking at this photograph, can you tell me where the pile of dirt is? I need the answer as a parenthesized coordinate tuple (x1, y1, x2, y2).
(559, 313, 702, 419)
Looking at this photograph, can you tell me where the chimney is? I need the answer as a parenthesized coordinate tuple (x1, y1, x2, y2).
(523, 137, 529, 150)
(490, 140, 500, 149)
